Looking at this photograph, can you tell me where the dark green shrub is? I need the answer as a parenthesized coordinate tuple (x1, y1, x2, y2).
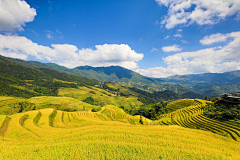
(92, 107, 101, 112)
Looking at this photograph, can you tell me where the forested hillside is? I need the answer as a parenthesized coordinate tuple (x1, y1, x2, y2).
(0, 55, 99, 98)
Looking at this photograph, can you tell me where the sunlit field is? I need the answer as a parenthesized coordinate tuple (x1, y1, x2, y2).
(1, 97, 240, 159)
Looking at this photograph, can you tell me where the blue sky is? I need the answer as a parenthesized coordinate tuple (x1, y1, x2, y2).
(0, 0, 240, 78)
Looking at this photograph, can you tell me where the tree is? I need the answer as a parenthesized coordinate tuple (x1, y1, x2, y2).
(139, 115, 143, 124)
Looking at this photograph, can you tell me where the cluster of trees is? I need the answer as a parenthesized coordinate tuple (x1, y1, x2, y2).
(120, 100, 168, 120)
(204, 100, 240, 121)
(203, 96, 221, 102)
(83, 97, 105, 107)
(92, 107, 101, 112)
(0, 81, 37, 98)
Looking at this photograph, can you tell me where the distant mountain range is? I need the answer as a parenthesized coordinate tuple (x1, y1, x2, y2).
(24, 60, 191, 95)
(2, 55, 240, 97)
(0, 55, 201, 101)
(162, 71, 240, 96)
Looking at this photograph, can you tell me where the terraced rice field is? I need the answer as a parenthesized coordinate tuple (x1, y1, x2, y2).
(1, 99, 240, 159)
(154, 99, 240, 141)
(58, 87, 143, 109)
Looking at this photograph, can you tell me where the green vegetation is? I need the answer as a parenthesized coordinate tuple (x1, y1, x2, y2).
(0, 55, 100, 98)
(83, 96, 105, 107)
(120, 101, 168, 120)
(49, 109, 57, 127)
(92, 107, 101, 112)
(204, 100, 240, 126)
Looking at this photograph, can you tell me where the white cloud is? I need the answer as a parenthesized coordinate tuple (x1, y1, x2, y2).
(234, 11, 240, 21)
(46, 30, 53, 39)
(177, 29, 182, 32)
(136, 66, 188, 78)
(164, 35, 170, 39)
(137, 31, 240, 78)
(151, 47, 158, 52)
(56, 29, 62, 34)
(156, 0, 240, 29)
(56, 29, 63, 39)
(46, 33, 53, 39)
(0, 0, 36, 31)
(181, 40, 188, 44)
(162, 44, 182, 52)
(0, 34, 144, 70)
(199, 32, 240, 45)
(173, 33, 182, 38)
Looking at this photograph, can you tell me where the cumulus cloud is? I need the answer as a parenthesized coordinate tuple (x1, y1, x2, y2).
(136, 31, 240, 78)
(199, 32, 238, 45)
(162, 44, 182, 52)
(0, 0, 36, 31)
(156, 0, 240, 29)
(136, 66, 187, 78)
(0, 34, 144, 70)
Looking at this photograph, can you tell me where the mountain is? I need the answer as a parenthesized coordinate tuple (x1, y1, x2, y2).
(162, 71, 240, 97)
(25, 60, 240, 97)
(0, 55, 187, 102)
(8, 56, 240, 97)
(22, 59, 240, 97)
(23, 60, 191, 95)
(164, 71, 240, 85)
